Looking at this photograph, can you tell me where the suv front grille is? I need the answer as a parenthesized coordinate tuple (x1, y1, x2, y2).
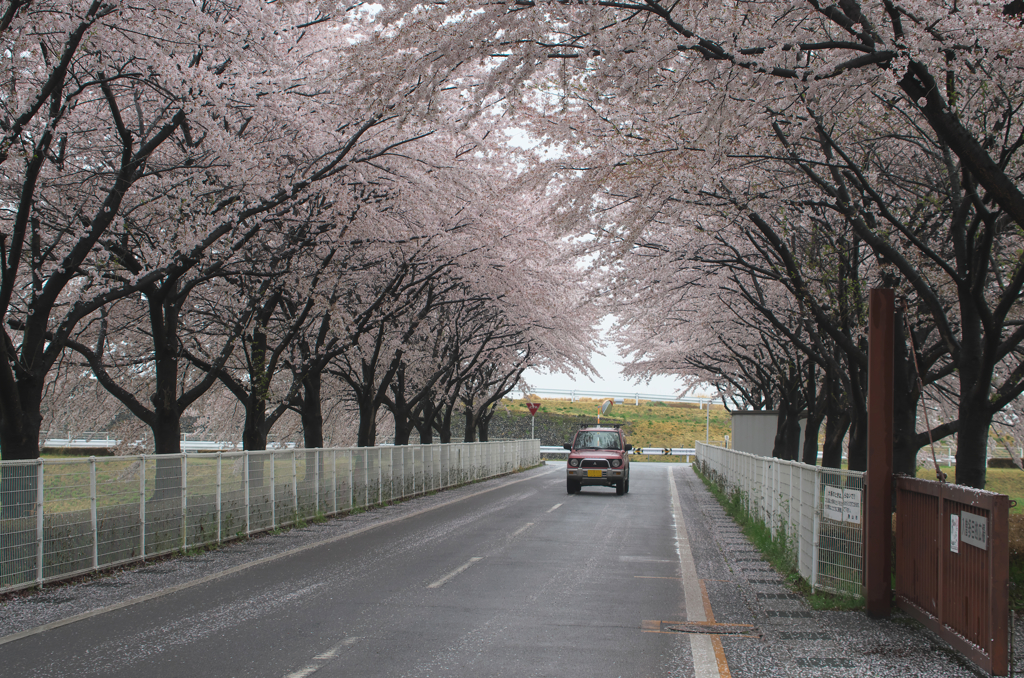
(580, 459, 610, 468)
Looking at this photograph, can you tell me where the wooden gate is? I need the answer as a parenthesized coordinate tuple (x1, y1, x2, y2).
(894, 476, 1009, 675)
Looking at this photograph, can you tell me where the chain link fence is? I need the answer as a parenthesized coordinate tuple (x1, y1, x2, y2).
(0, 440, 539, 594)
(696, 442, 864, 597)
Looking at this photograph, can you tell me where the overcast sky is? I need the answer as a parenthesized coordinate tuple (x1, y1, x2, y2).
(520, 316, 692, 399)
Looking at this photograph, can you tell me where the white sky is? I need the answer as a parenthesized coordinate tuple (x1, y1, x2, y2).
(521, 316, 688, 399)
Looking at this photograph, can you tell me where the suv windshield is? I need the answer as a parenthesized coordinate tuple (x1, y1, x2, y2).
(574, 431, 622, 450)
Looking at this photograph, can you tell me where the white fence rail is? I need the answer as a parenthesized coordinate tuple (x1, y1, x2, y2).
(0, 440, 540, 594)
(696, 442, 865, 597)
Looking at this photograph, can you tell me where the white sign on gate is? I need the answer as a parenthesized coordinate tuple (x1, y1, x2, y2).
(843, 489, 862, 524)
(950, 514, 960, 553)
(960, 511, 988, 550)
(824, 486, 844, 521)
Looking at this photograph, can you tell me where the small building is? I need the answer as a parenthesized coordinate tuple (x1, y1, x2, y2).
(731, 411, 778, 457)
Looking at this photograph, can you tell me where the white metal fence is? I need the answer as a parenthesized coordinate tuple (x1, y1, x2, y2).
(0, 440, 540, 594)
(696, 442, 865, 597)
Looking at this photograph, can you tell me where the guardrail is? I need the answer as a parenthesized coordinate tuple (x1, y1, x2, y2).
(696, 442, 865, 597)
(0, 440, 540, 594)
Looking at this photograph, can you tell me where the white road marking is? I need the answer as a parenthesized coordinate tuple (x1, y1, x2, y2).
(285, 636, 359, 677)
(668, 470, 722, 678)
(427, 557, 483, 589)
(511, 522, 534, 537)
(546, 503, 563, 513)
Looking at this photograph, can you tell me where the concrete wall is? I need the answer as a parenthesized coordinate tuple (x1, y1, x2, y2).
(731, 411, 778, 457)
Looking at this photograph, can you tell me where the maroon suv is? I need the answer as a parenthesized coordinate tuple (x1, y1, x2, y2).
(564, 425, 632, 495)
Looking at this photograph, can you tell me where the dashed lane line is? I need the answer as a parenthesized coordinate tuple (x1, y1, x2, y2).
(511, 522, 534, 538)
(426, 557, 483, 589)
(546, 503, 563, 512)
(284, 636, 360, 678)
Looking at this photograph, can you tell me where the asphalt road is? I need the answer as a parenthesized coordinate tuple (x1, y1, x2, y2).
(1, 463, 707, 678)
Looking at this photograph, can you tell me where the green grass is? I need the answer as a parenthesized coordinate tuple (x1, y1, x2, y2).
(916, 464, 1024, 514)
(511, 397, 730, 448)
(694, 463, 865, 611)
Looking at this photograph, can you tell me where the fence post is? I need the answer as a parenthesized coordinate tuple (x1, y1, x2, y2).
(35, 460, 44, 587)
(181, 454, 188, 552)
(315, 449, 320, 515)
(812, 468, 822, 591)
(90, 456, 98, 571)
(244, 451, 250, 536)
(865, 287, 894, 619)
(140, 455, 146, 559)
(216, 452, 222, 544)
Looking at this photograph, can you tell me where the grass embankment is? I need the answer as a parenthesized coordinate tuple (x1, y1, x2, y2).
(503, 397, 730, 449)
(694, 462, 865, 611)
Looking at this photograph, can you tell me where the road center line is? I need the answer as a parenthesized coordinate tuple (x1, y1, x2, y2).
(285, 636, 359, 678)
(427, 557, 483, 589)
(511, 522, 534, 537)
(668, 469, 728, 678)
(546, 503, 563, 512)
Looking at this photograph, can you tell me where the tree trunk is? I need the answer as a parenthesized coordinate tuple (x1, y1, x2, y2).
(242, 395, 268, 451)
(892, 314, 921, 477)
(846, 360, 868, 472)
(477, 415, 490, 442)
(772, 404, 800, 461)
(301, 372, 325, 449)
(0, 377, 44, 517)
(356, 394, 377, 447)
(955, 399, 992, 489)
(463, 406, 477, 443)
(415, 400, 434, 444)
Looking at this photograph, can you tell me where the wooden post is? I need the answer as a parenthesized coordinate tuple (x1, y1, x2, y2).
(866, 288, 894, 618)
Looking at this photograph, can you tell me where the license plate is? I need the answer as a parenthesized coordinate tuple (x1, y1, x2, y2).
(587, 470, 603, 477)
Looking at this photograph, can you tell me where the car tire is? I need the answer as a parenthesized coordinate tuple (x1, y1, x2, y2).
(615, 480, 625, 496)
(624, 475, 630, 494)
(567, 479, 580, 494)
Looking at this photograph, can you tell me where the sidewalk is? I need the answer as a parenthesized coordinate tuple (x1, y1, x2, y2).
(674, 466, 995, 678)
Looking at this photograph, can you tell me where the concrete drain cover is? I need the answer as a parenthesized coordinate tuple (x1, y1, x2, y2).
(662, 622, 760, 636)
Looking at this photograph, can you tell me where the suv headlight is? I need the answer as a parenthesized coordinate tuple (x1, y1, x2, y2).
(611, 459, 622, 468)
(568, 458, 580, 467)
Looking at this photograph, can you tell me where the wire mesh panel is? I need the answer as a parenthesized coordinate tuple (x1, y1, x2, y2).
(247, 452, 274, 533)
(0, 461, 40, 590)
(816, 469, 864, 596)
(94, 457, 145, 567)
(142, 455, 184, 557)
(296, 450, 318, 518)
(271, 452, 296, 526)
(219, 453, 247, 541)
(184, 455, 220, 549)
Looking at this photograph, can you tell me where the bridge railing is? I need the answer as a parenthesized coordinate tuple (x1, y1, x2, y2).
(696, 441, 865, 597)
(0, 440, 540, 594)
